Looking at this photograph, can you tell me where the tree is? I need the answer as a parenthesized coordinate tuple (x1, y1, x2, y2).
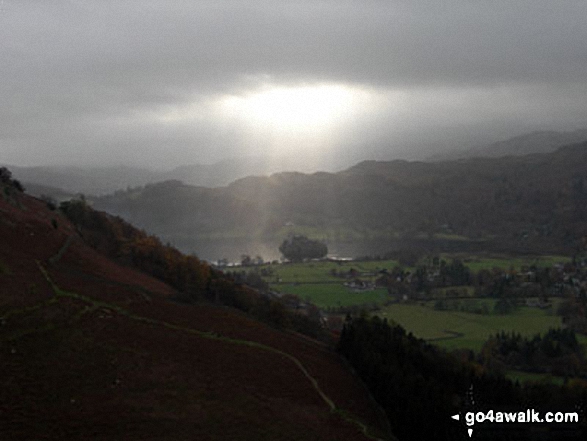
(0, 167, 24, 192)
(278, 235, 327, 262)
(41, 194, 58, 210)
(12, 179, 24, 192)
(0, 167, 12, 184)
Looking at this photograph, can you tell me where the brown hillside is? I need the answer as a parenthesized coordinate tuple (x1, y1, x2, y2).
(0, 189, 390, 440)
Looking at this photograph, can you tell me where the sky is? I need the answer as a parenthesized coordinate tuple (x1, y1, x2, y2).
(2, 0, 587, 171)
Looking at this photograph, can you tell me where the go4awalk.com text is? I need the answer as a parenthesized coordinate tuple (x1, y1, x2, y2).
(452, 409, 580, 438)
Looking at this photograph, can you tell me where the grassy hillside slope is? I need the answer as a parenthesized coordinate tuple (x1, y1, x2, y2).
(0, 186, 390, 440)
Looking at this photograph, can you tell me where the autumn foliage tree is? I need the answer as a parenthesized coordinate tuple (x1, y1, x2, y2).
(60, 198, 210, 299)
(59, 199, 327, 338)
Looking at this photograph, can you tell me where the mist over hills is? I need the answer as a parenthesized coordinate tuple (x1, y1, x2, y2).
(4, 164, 159, 197)
(429, 128, 587, 161)
(7, 130, 587, 260)
(8, 129, 587, 198)
(91, 142, 587, 260)
(4, 155, 343, 197)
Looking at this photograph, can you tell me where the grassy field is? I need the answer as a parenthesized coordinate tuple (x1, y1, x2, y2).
(275, 283, 389, 309)
(424, 297, 563, 311)
(256, 254, 570, 286)
(261, 259, 400, 284)
(261, 259, 400, 308)
(248, 256, 576, 354)
(506, 370, 566, 386)
(377, 304, 563, 352)
(446, 254, 571, 272)
(423, 297, 497, 314)
(249, 253, 573, 313)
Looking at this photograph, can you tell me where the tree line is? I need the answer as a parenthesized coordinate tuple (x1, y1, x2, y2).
(337, 315, 587, 440)
(480, 329, 585, 378)
(59, 198, 325, 339)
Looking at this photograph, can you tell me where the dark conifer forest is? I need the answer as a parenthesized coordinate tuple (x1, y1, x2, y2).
(337, 315, 587, 440)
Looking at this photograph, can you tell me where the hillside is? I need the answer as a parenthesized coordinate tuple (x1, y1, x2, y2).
(0, 177, 389, 440)
(428, 129, 587, 161)
(93, 143, 587, 258)
(476, 129, 587, 158)
(4, 155, 333, 197)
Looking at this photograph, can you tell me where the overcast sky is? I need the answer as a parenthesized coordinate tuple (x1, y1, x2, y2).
(2, 0, 587, 170)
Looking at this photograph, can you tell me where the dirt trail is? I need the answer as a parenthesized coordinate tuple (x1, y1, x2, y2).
(35, 263, 390, 441)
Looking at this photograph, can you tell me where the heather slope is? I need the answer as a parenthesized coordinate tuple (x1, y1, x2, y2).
(0, 187, 390, 440)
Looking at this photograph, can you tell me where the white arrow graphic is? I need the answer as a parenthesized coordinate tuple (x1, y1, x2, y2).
(450, 413, 472, 437)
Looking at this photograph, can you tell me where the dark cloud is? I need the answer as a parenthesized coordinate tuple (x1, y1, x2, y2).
(1, 0, 587, 168)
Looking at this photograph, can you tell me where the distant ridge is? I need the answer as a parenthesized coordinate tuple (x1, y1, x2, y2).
(428, 128, 587, 161)
(3, 155, 333, 196)
(10, 129, 587, 196)
(92, 142, 587, 258)
(476, 129, 587, 158)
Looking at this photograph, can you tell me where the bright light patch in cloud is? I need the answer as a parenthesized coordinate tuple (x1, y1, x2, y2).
(155, 83, 384, 132)
(150, 82, 389, 158)
(2, 1, 587, 168)
(216, 84, 371, 133)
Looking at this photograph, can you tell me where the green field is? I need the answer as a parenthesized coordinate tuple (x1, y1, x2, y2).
(260, 259, 400, 284)
(256, 254, 570, 287)
(247, 255, 577, 354)
(424, 297, 497, 314)
(377, 304, 563, 352)
(275, 283, 389, 309)
(262, 259, 400, 308)
(447, 254, 571, 273)
(506, 370, 565, 386)
(425, 297, 563, 311)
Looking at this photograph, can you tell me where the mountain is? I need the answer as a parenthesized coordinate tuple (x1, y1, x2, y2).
(477, 129, 587, 158)
(3, 164, 159, 196)
(93, 143, 587, 258)
(9, 129, 587, 198)
(18, 181, 76, 202)
(429, 129, 587, 161)
(4, 155, 339, 197)
(167, 155, 332, 188)
(0, 177, 389, 440)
